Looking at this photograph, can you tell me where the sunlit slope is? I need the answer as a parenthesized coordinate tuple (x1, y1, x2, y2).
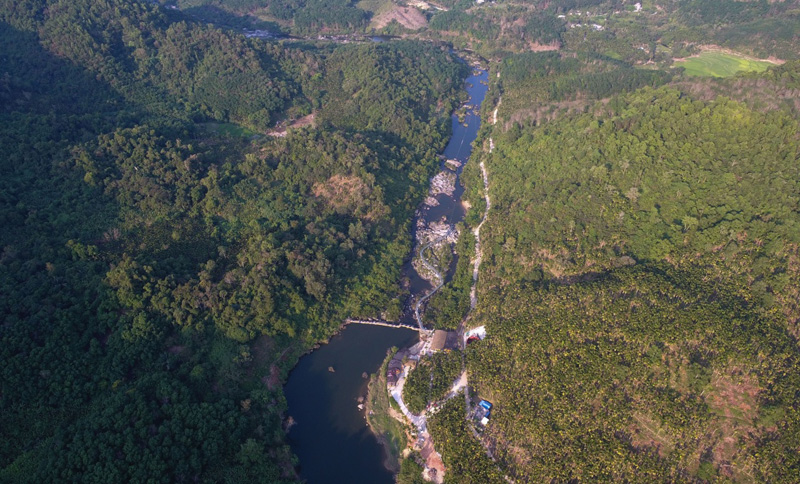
(675, 51, 774, 77)
(460, 83, 800, 482)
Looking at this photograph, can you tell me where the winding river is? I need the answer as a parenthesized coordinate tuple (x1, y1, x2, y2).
(403, 67, 490, 306)
(284, 64, 489, 483)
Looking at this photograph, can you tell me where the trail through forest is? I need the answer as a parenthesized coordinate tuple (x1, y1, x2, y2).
(460, 87, 514, 483)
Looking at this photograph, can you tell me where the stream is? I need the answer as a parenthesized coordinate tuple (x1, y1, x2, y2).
(284, 64, 489, 483)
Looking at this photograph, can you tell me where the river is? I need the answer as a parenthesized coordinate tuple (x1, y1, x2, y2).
(284, 64, 489, 483)
(404, 67, 490, 306)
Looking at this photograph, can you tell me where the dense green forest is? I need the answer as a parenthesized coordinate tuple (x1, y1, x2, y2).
(402, 350, 462, 413)
(467, 265, 800, 481)
(0, 0, 468, 480)
(452, 58, 800, 481)
(423, 227, 474, 330)
(428, 398, 504, 484)
(159, 0, 800, 481)
(174, 0, 368, 34)
(484, 84, 800, 320)
(495, 50, 673, 126)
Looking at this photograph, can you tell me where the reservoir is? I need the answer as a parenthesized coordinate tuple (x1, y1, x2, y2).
(285, 65, 489, 483)
(284, 325, 418, 483)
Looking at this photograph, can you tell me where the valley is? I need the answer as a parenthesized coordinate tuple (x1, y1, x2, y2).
(1, 0, 800, 482)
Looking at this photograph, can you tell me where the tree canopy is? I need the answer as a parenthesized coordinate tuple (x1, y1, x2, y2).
(0, 0, 468, 480)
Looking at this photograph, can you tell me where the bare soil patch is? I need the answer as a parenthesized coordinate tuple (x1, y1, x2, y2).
(527, 41, 560, 52)
(420, 439, 445, 483)
(312, 174, 387, 221)
(629, 412, 675, 457)
(700, 369, 762, 479)
(267, 113, 315, 137)
(372, 5, 428, 30)
(263, 364, 281, 390)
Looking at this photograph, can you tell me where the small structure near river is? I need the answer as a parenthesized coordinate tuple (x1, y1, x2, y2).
(472, 399, 493, 428)
(465, 325, 486, 345)
(430, 330, 460, 353)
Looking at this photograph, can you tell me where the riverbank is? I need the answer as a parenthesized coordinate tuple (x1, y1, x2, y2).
(365, 348, 408, 473)
(404, 67, 490, 330)
(369, 65, 491, 483)
(381, 67, 504, 484)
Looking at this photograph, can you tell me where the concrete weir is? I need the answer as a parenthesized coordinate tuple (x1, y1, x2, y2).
(345, 318, 422, 331)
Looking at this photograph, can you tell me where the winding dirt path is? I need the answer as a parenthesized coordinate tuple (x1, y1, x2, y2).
(461, 89, 516, 483)
(468, 94, 498, 309)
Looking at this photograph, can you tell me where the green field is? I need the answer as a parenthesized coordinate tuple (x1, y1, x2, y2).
(675, 51, 774, 77)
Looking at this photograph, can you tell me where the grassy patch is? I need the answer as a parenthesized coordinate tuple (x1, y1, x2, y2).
(366, 348, 407, 473)
(674, 51, 773, 77)
(357, 0, 394, 16)
(397, 453, 426, 484)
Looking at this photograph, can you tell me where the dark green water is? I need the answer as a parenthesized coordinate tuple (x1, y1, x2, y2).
(284, 324, 418, 483)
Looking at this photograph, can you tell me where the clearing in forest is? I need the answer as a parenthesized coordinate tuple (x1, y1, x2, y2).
(674, 50, 774, 77)
(370, 4, 428, 30)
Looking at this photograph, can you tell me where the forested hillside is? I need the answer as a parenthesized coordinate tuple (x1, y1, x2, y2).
(171, 0, 800, 65)
(173, 0, 368, 34)
(484, 84, 800, 326)
(495, 51, 673, 125)
(468, 265, 800, 481)
(458, 59, 800, 481)
(5, 0, 800, 481)
(0, 0, 467, 480)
